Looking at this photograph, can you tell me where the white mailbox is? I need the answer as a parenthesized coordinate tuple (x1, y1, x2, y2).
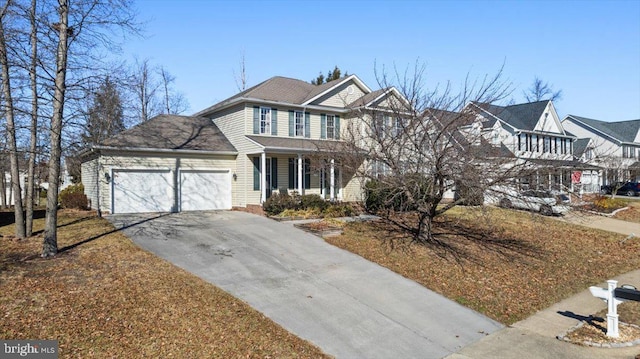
(589, 279, 640, 338)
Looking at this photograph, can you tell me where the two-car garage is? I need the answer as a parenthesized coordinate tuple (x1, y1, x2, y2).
(110, 169, 232, 214)
(80, 115, 238, 215)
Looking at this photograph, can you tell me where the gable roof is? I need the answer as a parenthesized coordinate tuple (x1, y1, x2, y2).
(565, 115, 640, 144)
(97, 115, 237, 153)
(572, 138, 591, 158)
(195, 75, 371, 116)
(472, 100, 550, 131)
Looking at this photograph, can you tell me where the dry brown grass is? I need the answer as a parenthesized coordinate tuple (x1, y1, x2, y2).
(0, 210, 329, 358)
(325, 207, 640, 325)
(614, 201, 640, 223)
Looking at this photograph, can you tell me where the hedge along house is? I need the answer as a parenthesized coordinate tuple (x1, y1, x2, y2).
(79, 115, 237, 214)
(194, 74, 403, 208)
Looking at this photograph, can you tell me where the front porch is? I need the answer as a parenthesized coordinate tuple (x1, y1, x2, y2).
(246, 135, 350, 204)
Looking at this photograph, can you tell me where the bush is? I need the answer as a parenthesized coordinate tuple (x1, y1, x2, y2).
(299, 194, 327, 211)
(591, 195, 627, 213)
(263, 192, 297, 216)
(322, 203, 355, 218)
(454, 182, 484, 206)
(364, 179, 415, 213)
(60, 192, 89, 209)
(58, 183, 88, 209)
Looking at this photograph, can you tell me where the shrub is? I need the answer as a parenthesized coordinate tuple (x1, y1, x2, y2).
(299, 194, 327, 211)
(263, 192, 297, 216)
(454, 182, 484, 206)
(58, 183, 88, 209)
(364, 179, 415, 213)
(323, 203, 355, 218)
(591, 195, 626, 213)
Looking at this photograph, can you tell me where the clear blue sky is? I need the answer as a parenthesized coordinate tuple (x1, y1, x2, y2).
(124, 0, 640, 122)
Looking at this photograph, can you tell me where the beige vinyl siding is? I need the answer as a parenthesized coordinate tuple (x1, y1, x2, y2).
(94, 153, 235, 213)
(81, 158, 98, 210)
(313, 80, 366, 108)
(211, 104, 263, 207)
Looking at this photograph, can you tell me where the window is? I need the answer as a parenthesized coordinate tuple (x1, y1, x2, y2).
(326, 115, 335, 139)
(393, 118, 403, 137)
(288, 158, 311, 189)
(260, 107, 271, 134)
(543, 137, 550, 153)
(294, 111, 304, 137)
(585, 148, 593, 160)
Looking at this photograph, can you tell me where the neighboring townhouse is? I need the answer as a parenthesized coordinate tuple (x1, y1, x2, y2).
(562, 115, 640, 184)
(464, 100, 598, 192)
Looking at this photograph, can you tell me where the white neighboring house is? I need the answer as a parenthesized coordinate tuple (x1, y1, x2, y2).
(2, 171, 26, 206)
(464, 100, 599, 193)
(562, 115, 640, 184)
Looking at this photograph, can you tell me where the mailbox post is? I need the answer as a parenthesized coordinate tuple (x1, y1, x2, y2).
(589, 279, 640, 338)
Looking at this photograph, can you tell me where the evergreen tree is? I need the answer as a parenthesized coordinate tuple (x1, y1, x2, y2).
(82, 76, 125, 145)
(311, 65, 347, 85)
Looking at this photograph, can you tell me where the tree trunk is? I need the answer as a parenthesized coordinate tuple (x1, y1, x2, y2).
(25, 0, 38, 237)
(0, 0, 26, 239)
(0, 168, 6, 209)
(42, 0, 69, 257)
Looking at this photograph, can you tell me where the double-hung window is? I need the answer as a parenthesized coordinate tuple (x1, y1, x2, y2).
(326, 115, 335, 139)
(294, 111, 304, 137)
(260, 107, 271, 134)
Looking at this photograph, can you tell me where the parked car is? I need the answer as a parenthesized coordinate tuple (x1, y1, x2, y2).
(499, 190, 570, 216)
(600, 182, 640, 196)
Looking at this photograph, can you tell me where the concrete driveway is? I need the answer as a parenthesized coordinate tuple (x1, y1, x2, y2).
(108, 211, 502, 359)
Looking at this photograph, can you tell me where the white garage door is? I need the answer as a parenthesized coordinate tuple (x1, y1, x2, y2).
(112, 169, 173, 214)
(180, 170, 231, 211)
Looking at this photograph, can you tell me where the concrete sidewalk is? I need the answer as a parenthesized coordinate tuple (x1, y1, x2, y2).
(559, 211, 640, 237)
(446, 270, 640, 359)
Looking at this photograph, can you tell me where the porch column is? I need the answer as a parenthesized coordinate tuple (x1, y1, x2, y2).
(329, 159, 335, 201)
(260, 152, 267, 203)
(297, 154, 303, 195)
(548, 172, 552, 191)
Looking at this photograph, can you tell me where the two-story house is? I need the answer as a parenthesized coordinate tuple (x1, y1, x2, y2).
(80, 75, 400, 214)
(464, 100, 599, 192)
(562, 115, 640, 184)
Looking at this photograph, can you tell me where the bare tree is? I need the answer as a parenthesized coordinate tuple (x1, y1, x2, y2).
(158, 65, 188, 115)
(330, 63, 537, 250)
(41, 0, 69, 257)
(130, 58, 159, 123)
(42, 0, 140, 257)
(524, 76, 562, 102)
(233, 50, 246, 92)
(0, 0, 26, 239)
(24, 0, 39, 236)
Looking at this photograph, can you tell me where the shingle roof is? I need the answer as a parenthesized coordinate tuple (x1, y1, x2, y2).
(347, 89, 386, 108)
(567, 115, 640, 143)
(246, 135, 346, 152)
(195, 76, 352, 116)
(572, 138, 591, 158)
(473, 100, 549, 131)
(98, 115, 236, 152)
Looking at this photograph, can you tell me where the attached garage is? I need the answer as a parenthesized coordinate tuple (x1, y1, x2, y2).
(180, 170, 232, 211)
(112, 169, 174, 214)
(80, 115, 238, 215)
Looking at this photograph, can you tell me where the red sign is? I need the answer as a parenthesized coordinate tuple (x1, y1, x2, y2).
(571, 171, 582, 184)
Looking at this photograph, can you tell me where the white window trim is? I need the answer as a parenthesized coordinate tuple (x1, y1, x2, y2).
(326, 114, 335, 139)
(295, 111, 304, 137)
(260, 107, 271, 134)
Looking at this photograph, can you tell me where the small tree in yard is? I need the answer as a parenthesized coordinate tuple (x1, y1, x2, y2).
(331, 63, 537, 249)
